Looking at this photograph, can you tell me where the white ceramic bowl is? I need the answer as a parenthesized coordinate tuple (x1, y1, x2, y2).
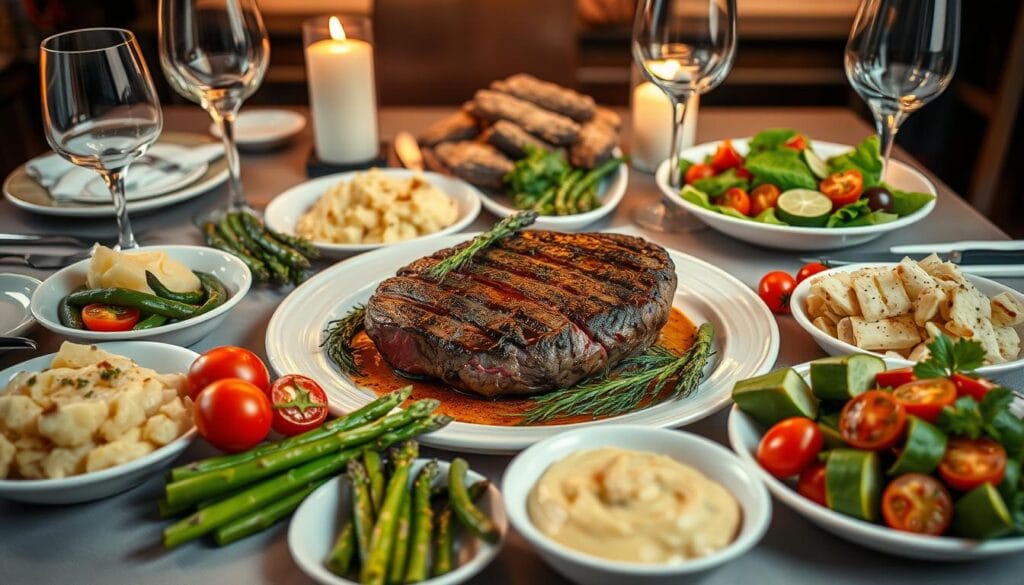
(30, 245, 251, 347)
(502, 426, 771, 585)
(264, 169, 482, 259)
(209, 108, 306, 150)
(478, 150, 629, 231)
(0, 341, 197, 504)
(791, 263, 1024, 376)
(0, 273, 40, 338)
(656, 139, 937, 251)
(727, 359, 1024, 560)
(289, 459, 506, 585)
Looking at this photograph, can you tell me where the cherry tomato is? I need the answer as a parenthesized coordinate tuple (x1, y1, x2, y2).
(736, 167, 753, 179)
(783, 134, 808, 151)
(758, 271, 797, 315)
(951, 373, 997, 401)
(797, 463, 828, 506)
(193, 378, 273, 452)
(270, 375, 329, 436)
(684, 162, 715, 185)
(891, 378, 957, 423)
(795, 262, 828, 284)
(839, 390, 907, 450)
(710, 139, 744, 172)
(749, 184, 781, 216)
(819, 169, 864, 208)
(756, 417, 824, 478)
(882, 473, 953, 535)
(187, 346, 270, 399)
(938, 437, 1007, 492)
(720, 187, 751, 216)
(80, 304, 140, 332)
(875, 368, 917, 389)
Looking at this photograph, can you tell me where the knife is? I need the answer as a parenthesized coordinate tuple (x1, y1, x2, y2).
(804, 249, 1024, 277)
(393, 131, 424, 170)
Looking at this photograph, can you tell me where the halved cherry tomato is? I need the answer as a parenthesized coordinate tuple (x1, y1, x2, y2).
(820, 169, 864, 208)
(80, 304, 140, 332)
(795, 262, 828, 284)
(270, 375, 329, 436)
(187, 346, 270, 399)
(951, 373, 997, 401)
(839, 390, 907, 450)
(797, 463, 827, 506)
(881, 473, 953, 535)
(750, 184, 781, 216)
(684, 162, 715, 185)
(736, 167, 753, 179)
(194, 378, 273, 452)
(875, 368, 917, 389)
(758, 271, 796, 315)
(938, 437, 1007, 492)
(756, 417, 824, 478)
(720, 187, 751, 216)
(892, 378, 957, 423)
(710, 139, 744, 172)
(783, 134, 808, 151)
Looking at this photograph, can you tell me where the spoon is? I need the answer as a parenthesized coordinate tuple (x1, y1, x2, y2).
(0, 337, 37, 350)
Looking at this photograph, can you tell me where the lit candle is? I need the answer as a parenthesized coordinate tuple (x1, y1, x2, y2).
(305, 16, 378, 164)
(630, 82, 699, 174)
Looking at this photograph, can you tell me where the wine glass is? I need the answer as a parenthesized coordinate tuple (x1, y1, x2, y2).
(40, 28, 163, 250)
(845, 0, 960, 177)
(158, 0, 270, 212)
(632, 0, 737, 232)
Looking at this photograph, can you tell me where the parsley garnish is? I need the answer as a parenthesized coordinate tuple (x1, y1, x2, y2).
(76, 378, 89, 389)
(83, 390, 94, 398)
(913, 334, 986, 379)
(26, 375, 36, 386)
(99, 366, 121, 381)
(937, 388, 1024, 458)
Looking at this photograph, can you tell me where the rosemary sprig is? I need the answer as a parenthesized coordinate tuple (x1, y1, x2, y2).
(321, 304, 366, 376)
(426, 211, 538, 280)
(521, 322, 715, 424)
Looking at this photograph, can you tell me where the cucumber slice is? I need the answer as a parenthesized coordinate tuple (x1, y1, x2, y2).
(803, 148, 830, 180)
(817, 414, 847, 449)
(887, 416, 947, 476)
(810, 354, 887, 400)
(776, 189, 832, 227)
(732, 368, 819, 427)
(952, 484, 1014, 539)
(825, 449, 881, 522)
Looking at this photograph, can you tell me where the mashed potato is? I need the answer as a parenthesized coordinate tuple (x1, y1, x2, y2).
(88, 245, 200, 295)
(296, 169, 459, 244)
(0, 342, 192, 479)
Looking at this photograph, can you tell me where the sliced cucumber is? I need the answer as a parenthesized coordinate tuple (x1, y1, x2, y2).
(776, 189, 832, 227)
(809, 354, 887, 400)
(732, 368, 818, 427)
(825, 449, 881, 522)
(817, 413, 847, 449)
(803, 148, 831, 180)
(952, 484, 1014, 539)
(887, 416, 946, 476)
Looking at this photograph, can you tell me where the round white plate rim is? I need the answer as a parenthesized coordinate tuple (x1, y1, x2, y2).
(790, 262, 1024, 375)
(264, 168, 482, 255)
(209, 108, 306, 145)
(726, 360, 1024, 558)
(74, 145, 209, 203)
(0, 272, 41, 337)
(659, 138, 937, 234)
(265, 232, 780, 454)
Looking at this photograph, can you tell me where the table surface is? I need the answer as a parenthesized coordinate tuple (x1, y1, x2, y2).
(2, 106, 1022, 585)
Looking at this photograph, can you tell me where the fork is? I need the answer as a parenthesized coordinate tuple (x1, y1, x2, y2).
(0, 248, 94, 269)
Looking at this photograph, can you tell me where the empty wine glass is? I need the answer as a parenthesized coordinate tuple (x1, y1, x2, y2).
(845, 0, 960, 177)
(631, 0, 737, 232)
(40, 28, 163, 250)
(158, 0, 270, 212)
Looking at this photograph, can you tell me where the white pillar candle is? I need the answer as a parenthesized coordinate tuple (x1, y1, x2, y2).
(630, 82, 699, 174)
(305, 17, 378, 164)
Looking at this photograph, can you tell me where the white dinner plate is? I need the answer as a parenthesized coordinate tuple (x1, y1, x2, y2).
(264, 169, 482, 259)
(265, 232, 780, 454)
(71, 144, 209, 203)
(0, 273, 40, 339)
(209, 108, 306, 150)
(656, 139, 937, 251)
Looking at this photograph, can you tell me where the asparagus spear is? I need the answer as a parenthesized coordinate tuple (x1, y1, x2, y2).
(360, 442, 419, 585)
(403, 460, 438, 583)
(326, 522, 356, 577)
(448, 458, 499, 543)
(239, 212, 311, 270)
(349, 459, 376, 566)
(432, 507, 454, 577)
(364, 450, 386, 513)
(213, 479, 325, 546)
(170, 387, 411, 481)
(554, 169, 582, 216)
(373, 415, 452, 450)
(386, 490, 412, 584)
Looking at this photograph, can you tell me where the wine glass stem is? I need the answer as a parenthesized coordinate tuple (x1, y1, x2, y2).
(99, 169, 137, 250)
(876, 110, 902, 181)
(213, 110, 246, 211)
(667, 94, 690, 188)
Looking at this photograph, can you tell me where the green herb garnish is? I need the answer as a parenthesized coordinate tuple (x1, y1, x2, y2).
(913, 334, 987, 379)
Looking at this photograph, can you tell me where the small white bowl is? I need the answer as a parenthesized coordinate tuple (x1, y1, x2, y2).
(727, 359, 1024, 560)
(209, 108, 306, 150)
(0, 341, 197, 504)
(478, 150, 629, 231)
(0, 273, 41, 338)
(289, 458, 506, 585)
(30, 245, 252, 347)
(264, 169, 482, 259)
(656, 139, 937, 251)
(790, 262, 1024, 376)
(502, 426, 771, 585)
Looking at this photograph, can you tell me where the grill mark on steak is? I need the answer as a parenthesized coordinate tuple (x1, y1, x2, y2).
(472, 251, 631, 308)
(521, 231, 665, 271)
(497, 238, 654, 294)
(485, 246, 648, 304)
(364, 295, 496, 353)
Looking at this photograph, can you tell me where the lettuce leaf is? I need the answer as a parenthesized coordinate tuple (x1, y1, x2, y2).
(884, 183, 935, 217)
(827, 135, 883, 186)
(743, 148, 818, 191)
(679, 185, 749, 219)
(754, 207, 787, 225)
(826, 199, 898, 227)
(678, 157, 695, 178)
(692, 168, 750, 198)
(748, 128, 798, 152)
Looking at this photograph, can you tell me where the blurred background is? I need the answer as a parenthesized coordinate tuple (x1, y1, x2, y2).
(0, 0, 1021, 236)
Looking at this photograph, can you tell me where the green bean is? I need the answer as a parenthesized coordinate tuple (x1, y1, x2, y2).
(432, 507, 454, 577)
(364, 450, 385, 513)
(448, 458, 499, 543)
(360, 442, 418, 585)
(349, 459, 376, 566)
(66, 288, 197, 319)
(239, 212, 310, 270)
(387, 490, 412, 584)
(326, 522, 356, 577)
(403, 460, 438, 583)
(193, 271, 227, 316)
(554, 170, 582, 216)
(58, 290, 84, 329)
(145, 271, 204, 304)
(568, 157, 623, 209)
(531, 186, 557, 214)
(133, 314, 168, 330)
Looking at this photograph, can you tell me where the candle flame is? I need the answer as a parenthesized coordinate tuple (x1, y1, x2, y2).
(648, 59, 682, 80)
(329, 16, 347, 41)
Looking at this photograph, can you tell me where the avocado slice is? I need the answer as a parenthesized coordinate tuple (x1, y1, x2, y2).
(952, 484, 1014, 539)
(732, 368, 818, 427)
(810, 355, 887, 400)
(825, 449, 881, 522)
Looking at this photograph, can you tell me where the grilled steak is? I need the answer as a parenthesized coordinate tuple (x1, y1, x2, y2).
(363, 231, 677, 397)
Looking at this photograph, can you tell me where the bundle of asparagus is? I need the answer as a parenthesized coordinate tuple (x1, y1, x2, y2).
(159, 387, 453, 548)
(201, 210, 319, 286)
(326, 448, 500, 585)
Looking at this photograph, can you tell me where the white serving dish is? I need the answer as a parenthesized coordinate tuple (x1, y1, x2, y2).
(30, 245, 252, 347)
(727, 359, 1024, 561)
(289, 458, 506, 585)
(478, 149, 629, 231)
(265, 232, 780, 455)
(790, 263, 1024, 376)
(502, 426, 771, 585)
(0, 273, 40, 338)
(209, 108, 306, 150)
(0, 341, 198, 504)
(656, 139, 937, 251)
(264, 169, 482, 259)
